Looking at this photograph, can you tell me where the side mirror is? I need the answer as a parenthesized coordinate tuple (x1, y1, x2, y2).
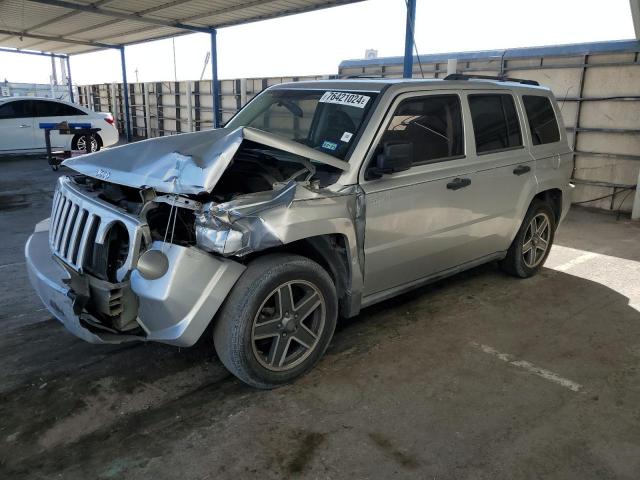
(376, 142, 413, 175)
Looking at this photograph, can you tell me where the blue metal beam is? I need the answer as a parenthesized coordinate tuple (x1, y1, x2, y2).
(0, 47, 67, 58)
(341, 39, 640, 70)
(403, 0, 416, 78)
(119, 46, 132, 142)
(66, 55, 74, 103)
(210, 29, 221, 128)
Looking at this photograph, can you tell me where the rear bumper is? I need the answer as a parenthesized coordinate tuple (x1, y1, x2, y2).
(559, 182, 575, 224)
(26, 224, 246, 346)
(99, 123, 119, 147)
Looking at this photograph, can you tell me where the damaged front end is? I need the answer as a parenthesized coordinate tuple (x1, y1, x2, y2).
(195, 181, 298, 256)
(26, 126, 364, 346)
(26, 175, 246, 346)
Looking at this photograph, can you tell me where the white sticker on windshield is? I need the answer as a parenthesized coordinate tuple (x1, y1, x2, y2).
(319, 91, 371, 109)
(340, 132, 353, 142)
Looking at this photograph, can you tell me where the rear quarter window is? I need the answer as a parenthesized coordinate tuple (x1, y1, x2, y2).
(34, 100, 86, 117)
(523, 95, 560, 145)
(468, 94, 523, 154)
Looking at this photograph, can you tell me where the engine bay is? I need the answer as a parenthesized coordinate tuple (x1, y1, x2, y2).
(70, 141, 342, 251)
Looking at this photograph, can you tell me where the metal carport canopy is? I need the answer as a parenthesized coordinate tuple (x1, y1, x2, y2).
(0, 0, 366, 54)
(0, 0, 374, 141)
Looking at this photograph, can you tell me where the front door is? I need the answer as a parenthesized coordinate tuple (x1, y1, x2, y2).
(0, 100, 35, 153)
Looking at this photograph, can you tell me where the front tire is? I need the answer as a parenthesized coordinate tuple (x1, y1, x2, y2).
(500, 199, 556, 278)
(213, 254, 337, 389)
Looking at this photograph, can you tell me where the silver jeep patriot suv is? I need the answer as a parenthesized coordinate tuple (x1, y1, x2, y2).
(26, 77, 573, 388)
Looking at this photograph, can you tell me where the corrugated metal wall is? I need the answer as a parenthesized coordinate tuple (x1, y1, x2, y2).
(77, 74, 335, 138)
(339, 40, 640, 213)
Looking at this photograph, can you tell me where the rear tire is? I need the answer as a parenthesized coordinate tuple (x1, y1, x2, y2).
(213, 254, 337, 389)
(500, 199, 556, 278)
(72, 133, 101, 153)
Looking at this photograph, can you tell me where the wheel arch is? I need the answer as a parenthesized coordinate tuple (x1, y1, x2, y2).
(246, 233, 358, 319)
(533, 188, 562, 222)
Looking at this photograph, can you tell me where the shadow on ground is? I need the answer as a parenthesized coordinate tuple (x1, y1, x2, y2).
(2, 260, 640, 479)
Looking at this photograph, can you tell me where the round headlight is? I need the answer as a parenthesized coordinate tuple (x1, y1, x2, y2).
(136, 249, 169, 280)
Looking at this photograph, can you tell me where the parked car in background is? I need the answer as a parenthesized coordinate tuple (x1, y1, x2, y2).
(0, 97, 118, 154)
(26, 77, 573, 389)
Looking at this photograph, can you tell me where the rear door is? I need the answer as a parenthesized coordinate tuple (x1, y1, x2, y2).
(0, 100, 36, 153)
(463, 90, 538, 250)
(32, 100, 89, 150)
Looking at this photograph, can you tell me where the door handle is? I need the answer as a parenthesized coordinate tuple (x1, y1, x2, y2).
(513, 165, 531, 176)
(446, 177, 471, 190)
(18, 124, 30, 128)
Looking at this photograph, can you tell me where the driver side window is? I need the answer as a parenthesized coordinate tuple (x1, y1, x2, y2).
(380, 94, 464, 165)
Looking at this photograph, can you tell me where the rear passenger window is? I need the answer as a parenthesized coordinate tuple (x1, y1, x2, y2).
(468, 94, 522, 154)
(523, 95, 560, 145)
(33, 100, 86, 117)
(380, 95, 464, 164)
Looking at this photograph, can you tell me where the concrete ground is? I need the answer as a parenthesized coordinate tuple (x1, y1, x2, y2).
(1, 155, 640, 479)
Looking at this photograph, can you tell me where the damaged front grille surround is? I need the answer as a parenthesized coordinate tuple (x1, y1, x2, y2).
(50, 176, 150, 283)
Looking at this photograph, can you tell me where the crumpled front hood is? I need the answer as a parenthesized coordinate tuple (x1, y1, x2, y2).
(63, 126, 349, 195)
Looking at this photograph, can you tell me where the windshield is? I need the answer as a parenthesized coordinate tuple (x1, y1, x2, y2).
(225, 89, 378, 160)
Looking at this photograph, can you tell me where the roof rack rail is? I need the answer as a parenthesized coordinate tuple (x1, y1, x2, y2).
(444, 73, 539, 86)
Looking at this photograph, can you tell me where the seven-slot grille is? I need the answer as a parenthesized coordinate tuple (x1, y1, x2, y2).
(49, 186, 99, 270)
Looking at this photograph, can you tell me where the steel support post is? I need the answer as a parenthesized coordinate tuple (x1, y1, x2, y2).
(186, 80, 194, 132)
(66, 56, 74, 103)
(210, 30, 221, 128)
(403, 0, 416, 78)
(119, 46, 132, 142)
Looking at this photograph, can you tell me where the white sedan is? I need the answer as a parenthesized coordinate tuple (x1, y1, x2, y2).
(0, 97, 119, 154)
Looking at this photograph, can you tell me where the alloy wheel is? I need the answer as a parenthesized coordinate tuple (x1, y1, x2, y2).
(251, 280, 325, 372)
(522, 212, 551, 268)
(76, 135, 98, 152)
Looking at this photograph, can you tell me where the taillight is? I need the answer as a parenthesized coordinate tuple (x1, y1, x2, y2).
(104, 114, 114, 125)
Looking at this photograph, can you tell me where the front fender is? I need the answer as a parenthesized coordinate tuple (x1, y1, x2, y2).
(131, 241, 245, 346)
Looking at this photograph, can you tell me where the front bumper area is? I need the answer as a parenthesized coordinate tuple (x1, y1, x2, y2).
(26, 229, 133, 344)
(26, 226, 246, 346)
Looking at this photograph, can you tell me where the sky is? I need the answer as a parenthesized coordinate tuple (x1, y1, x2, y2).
(0, 0, 636, 86)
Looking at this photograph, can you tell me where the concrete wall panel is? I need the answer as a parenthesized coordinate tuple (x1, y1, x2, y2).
(574, 156, 639, 184)
(558, 101, 579, 129)
(507, 68, 583, 96)
(580, 101, 640, 129)
(540, 56, 584, 66)
(577, 132, 640, 156)
(583, 66, 640, 96)
(587, 53, 636, 65)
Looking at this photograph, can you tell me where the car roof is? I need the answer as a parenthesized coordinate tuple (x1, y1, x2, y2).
(269, 78, 550, 94)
